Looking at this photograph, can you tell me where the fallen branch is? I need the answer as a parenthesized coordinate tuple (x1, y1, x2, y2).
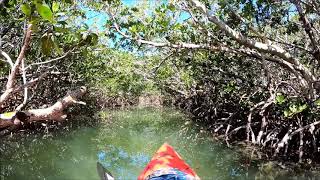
(0, 86, 87, 129)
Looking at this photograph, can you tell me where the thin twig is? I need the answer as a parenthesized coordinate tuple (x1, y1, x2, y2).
(25, 49, 74, 70)
(151, 52, 174, 74)
(16, 58, 28, 111)
(0, 51, 13, 68)
(291, 0, 320, 61)
(246, 101, 265, 143)
(298, 117, 304, 163)
(12, 72, 48, 94)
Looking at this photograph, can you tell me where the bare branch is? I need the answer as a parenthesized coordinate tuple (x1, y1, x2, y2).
(0, 24, 32, 107)
(25, 49, 74, 70)
(300, 0, 320, 17)
(188, 0, 290, 60)
(0, 50, 13, 68)
(275, 120, 320, 156)
(6, 24, 32, 90)
(180, 1, 214, 37)
(0, 72, 48, 107)
(291, 0, 320, 61)
(108, 5, 309, 87)
(227, 6, 268, 42)
(246, 101, 265, 143)
(254, 35, 311, 53)
(109, 15, 236, 52)
(151, 52, 174, 74)
(12, 72, 48, 94)
(16, 58, 28, 111)
(256, 95, 275, 145)
(188, 0, 316, 84)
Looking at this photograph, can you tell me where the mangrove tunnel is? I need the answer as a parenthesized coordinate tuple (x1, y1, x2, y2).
(2, 0, 320, 179)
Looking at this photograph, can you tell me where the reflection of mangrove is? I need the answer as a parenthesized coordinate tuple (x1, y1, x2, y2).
(254, 161, 320, 179)
(98, 145, 150, 178)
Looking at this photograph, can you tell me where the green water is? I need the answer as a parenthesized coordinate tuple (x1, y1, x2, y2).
(0, 108, 285, 179)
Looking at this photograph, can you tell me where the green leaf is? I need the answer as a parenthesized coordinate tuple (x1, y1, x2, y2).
(54, 27, 69, 33)
(297, 104, 307, 113)
(130, 25, 137, 33)
(275, 93, 286, 105)
(315, 99, 320, 107)
(41, 34, 54, 55)
(36, 3, 53, 22)
(131, 7, 139, 12)
(167, 4, 175, 11)
(90, 33, 99, 46)
(223, 81, 236, 93)
(21, 4, 31, 17)
(52, 2, 60, 12)
(289, 104, 297, 113)
(285, 103, 308, 118)
(284, 110, 290, 117)
(53, 38, 62, 55)
(30, 16, 41, 32)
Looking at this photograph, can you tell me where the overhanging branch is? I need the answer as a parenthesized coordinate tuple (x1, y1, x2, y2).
(188, 0, 316, 84)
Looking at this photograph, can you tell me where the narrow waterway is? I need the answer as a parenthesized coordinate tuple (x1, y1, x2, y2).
(0, 108, 314, 179)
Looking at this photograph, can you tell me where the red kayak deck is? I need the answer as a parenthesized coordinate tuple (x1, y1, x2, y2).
(138, 143, 200, 180)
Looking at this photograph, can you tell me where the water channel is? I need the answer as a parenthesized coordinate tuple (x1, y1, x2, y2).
(0, 108, 315, 179)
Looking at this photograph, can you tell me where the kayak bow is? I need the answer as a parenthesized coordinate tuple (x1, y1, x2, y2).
(138, 143, 200, 180)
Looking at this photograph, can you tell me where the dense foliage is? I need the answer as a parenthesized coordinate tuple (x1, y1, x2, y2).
(94, 0, 320, 163)
(1, 0, 87, 109)
(0, 0, 151, 110)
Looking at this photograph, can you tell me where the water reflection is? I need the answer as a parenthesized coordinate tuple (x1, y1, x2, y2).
(1, 107, 308, 180)
(97, 145, 151, 179)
